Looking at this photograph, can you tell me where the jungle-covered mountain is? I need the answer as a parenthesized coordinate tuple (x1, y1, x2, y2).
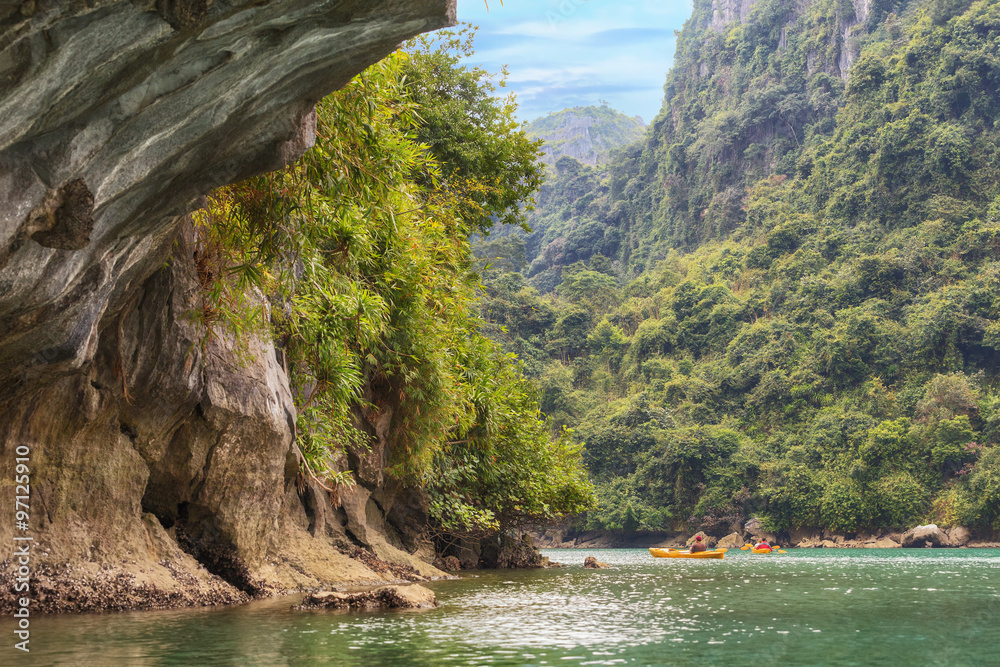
(525, 105, 648, 172)
(475, 0, 1000, 537)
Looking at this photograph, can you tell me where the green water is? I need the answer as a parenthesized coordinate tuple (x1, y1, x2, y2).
(8, 548, 1000, 666)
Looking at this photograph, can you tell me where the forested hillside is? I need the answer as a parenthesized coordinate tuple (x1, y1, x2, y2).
(525, 105, 647, 171)
(477, 0, 1000, 538)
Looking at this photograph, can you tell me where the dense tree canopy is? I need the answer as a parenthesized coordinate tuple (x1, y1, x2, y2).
(401, 26, 544, 235)
(474, 0, 1000, 536)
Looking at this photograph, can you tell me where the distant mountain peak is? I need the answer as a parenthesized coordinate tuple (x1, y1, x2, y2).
(525, 105, 647, 171)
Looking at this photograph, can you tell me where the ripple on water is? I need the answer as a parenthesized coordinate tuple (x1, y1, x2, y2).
(7, 548, 1000, 666)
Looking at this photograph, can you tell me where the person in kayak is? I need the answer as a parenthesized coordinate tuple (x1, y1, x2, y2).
(690, 535, 707, 553)
(754, 538, 771, 551)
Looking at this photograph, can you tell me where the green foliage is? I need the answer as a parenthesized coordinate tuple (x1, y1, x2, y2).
(819, 475, 876, 533)
(426, 350, 594, 536)
(402, 25, 544, 234)
(955, 446, 1000, 530)
(860, 418, 912, 470)
(469, 0, 1000, 536)
(195, 36, 590, 539)
(584, 477, 673, 532)
(925, 416, 976, 468)
(875, 473, 928, 527)
(558, 269, 621, 314)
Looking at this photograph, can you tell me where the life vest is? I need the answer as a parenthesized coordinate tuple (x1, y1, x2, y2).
(755, 543, 771, 552)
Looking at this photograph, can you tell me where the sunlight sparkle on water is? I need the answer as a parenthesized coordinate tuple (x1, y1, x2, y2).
(8, 548, 1000, 666)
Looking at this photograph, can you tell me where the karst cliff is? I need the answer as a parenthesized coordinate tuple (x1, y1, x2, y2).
(1, 0, 456, 613)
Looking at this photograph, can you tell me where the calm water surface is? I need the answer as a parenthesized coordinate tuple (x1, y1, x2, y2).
(9, 548, 1000, 666)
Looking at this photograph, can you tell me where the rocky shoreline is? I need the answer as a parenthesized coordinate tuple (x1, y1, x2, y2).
(0, 539, 451, 615)
(535, 524, 1000, 551)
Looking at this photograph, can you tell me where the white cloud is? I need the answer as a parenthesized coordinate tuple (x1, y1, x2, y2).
(456, 0, 690, 121)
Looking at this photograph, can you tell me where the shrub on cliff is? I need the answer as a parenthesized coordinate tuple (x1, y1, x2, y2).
(195, 32, 593, 535)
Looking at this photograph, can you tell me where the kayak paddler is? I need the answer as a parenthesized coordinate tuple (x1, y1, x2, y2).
(690, 535, 707, 553)
(754, 538, 771, 551)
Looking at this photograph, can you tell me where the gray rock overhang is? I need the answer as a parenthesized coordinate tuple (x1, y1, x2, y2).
(0, 0, 456, 403)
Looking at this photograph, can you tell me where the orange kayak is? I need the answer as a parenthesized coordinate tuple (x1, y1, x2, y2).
(649, 548, 726, 559)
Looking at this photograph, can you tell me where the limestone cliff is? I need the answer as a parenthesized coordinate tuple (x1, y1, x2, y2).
(0, 0, 456, 612)
(594, 0, 913, 255)
(703, 0, 874, 78)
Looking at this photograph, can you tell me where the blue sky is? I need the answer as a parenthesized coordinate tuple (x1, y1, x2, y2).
(456, 0, 694, 124)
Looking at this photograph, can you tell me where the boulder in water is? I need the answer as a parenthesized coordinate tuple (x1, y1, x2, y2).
(296, 585, 438, 610)
(717, 532, 745, 549)
(583, 556, 610, 569)
(948, 526, 971, 547)
(901, 524, 948, 548)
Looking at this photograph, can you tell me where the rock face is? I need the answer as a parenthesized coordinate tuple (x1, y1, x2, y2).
(296, 584, 439, 610)
(439, 532, 546, 569)
(0, 0, 456, 404)
(702, 0, 869, 79)
(948, 526, 971, 547)
(863, 538, 901, 549)
(709, 0, 756, 31)
(717, 532, 745, 549)
(1, 220, 449, 613)
(482, 533, 546, 569)
(0, 0, 456, 613)
(902, 524, 949, 548)
(534, 528, 569, 548)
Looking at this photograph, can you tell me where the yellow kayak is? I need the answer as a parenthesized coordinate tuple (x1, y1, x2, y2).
(745, 545, 785, 553)
(649, 548, 726, 559)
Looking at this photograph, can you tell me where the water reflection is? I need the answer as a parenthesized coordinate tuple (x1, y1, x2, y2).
(7, 549, 1000, 666)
